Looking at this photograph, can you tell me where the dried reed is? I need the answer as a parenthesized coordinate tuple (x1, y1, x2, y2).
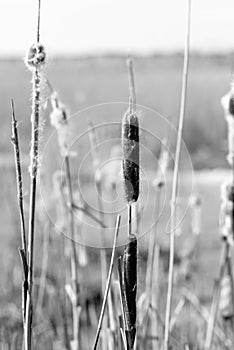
(93, 215, 121, 350)
(164, 0, 191, 348)
(11, 100, 28, 325)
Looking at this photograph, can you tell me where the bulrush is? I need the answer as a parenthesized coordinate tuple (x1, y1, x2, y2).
(120, 57, 139, 349)
(122, 234, 138, 348)
(122, 111, 139, 204)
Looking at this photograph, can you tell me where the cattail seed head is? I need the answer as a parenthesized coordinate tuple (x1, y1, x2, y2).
(221, 86, 234, 165)
(229, 79, 234, 115)
(122, 111, 139, 204)
(229, 96, 234, 116)
(50, 93, 69, 157)
(219, 181, 234, 244)
(122, 234, 137, 348)
(25, 43, 46, 69)
(219, 273, 233, 320)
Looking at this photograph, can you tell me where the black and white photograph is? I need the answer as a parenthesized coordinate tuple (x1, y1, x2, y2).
(0, 0, 234, 349)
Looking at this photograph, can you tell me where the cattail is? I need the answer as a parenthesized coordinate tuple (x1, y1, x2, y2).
(190, 195, 202, 235)
(219, 181, 234, 244)
(50, 93, 69, 157)
(153, 139, 170, 188)
(120, 58, 138, 349)
(25, 43, 46, 70)
(122, 234, 137, 348)
(219, 273, 233, 320)
(122, 111, 139, 204)
(24, 1, 46, 348)
(122, 57, 139, 205)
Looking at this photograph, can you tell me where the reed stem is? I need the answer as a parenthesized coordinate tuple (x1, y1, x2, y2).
(64, 155, 80, 349)
(92, 215, 121, 350)
(164, 1, 191, 348)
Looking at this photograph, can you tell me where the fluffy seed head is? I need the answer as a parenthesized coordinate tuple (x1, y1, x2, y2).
(122, 111, 139, 203)
(221, 181, 234, 202)
(50, 93, 69, 156)
(25, 43, 46, 69)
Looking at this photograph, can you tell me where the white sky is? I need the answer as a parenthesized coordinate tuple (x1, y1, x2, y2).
(1, 0, 234, 56)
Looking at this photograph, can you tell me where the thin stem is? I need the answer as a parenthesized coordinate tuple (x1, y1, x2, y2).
(164, 1, 191, 349)
(36, 221, 50, 315)
(92, 215, 121, 350)
(204, 241, 230, 350)
(11, 100, 27, 260)
(145, 187, 162, 298)
(72, 203, 107, 229)
(64, 155, 80, 349)
(127, 57, 136, 113)
(37, 0, 41, 43)
(128, 204, 132, 237)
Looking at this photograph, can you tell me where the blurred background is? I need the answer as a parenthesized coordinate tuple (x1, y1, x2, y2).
(1, 0, 234, 348)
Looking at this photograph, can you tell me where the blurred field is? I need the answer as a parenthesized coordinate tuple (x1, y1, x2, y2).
(0, 54, 232, 167)
(0, 54, 233, 347)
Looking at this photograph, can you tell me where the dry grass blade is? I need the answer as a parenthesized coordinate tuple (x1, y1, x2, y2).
(93, 215, 121, 350)
(11, 100, 27, 259)
(72, 203, 107, 229)
(164, 1, 191, 349)
(87, 122, 109, 350)
(204, 242, 230, 350)
(11, 100, 28, 325)
(182, 288, 232, 348)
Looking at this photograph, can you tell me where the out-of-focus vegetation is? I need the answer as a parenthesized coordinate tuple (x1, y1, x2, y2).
(0, 54, 232, 168)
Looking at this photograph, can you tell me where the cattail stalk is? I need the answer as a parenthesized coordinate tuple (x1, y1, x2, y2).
(120, 57, 139, 349)
(164, 1, 191, 348)
(92, 215, 121, 350)
(24, 1, 46, 348)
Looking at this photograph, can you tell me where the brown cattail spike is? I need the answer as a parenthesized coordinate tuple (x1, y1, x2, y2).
(122, 234, 137, 348)
(229, 96, 234, 116)
(122, 112, 139, 203)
